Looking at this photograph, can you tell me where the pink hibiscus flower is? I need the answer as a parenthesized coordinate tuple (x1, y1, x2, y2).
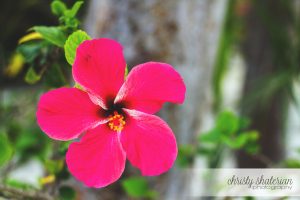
(36, 38, 186, 188)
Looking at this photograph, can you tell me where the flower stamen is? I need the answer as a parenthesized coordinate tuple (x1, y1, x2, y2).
(108, 111, 126, 132)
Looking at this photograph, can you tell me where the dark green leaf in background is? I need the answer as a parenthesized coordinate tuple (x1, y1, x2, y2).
(24, 67, 42, 84)
(44, 63, 68, 87)
(59, 186, 76, 200)
(45, 159, 64, 174)
(177, 144, 196, 167)
(17, 42, 46, 63)
(0, 133, 14, 167)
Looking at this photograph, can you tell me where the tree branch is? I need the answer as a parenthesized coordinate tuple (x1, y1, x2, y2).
(0, 184, 53, 200)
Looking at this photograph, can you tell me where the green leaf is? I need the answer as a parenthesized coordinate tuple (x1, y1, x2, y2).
(197, 145, 216, 155)
(44, 159, 64, 174)
(0, 133, 13, 167)
(241, 131, 259, 141)
(15, 131, 40, 150)
(235, 134, 252, 147)
(221, 131, 259, 151)
(15, 127, 51, 162)
(221, 134, 249, 149)
(283, 159, 300, 168)
(64, 18, 79, 29)
(51, 1, 67, 16)
(24, 67, 42, 84)
(58, 1, 84, 28)
(64, 30, 91, 65)
(68, 1, 84, 18)
(59, 141, 72, 154)
(244, 144, 259, 154)
(122, 177, 157, 199)
(243, 131, 260, 154)
(59, 186, 76, 200)
(17, 42, 46, 63)
(199, 129, 221, 143)
(177, 144, 196, 167)
(216, 111, 239, 135)
(238, 117, 251, 130)
(33, 26, 67, 47)
(56, 166, 70, 180)
(44, 63, 68, 87)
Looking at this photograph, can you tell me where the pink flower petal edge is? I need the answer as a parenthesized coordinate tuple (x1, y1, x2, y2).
(121, 109, 178, 176)
(66, 124, 126, 187)
(115, 62, 186, 114)
(36, 87, 105, 141)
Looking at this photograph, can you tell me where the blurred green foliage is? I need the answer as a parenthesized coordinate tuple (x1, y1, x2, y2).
(281, 148, 300, 168)
(17, 0, 85, 87)
(122, 177, 158, 199)
(200, 111, 259, 154)
(177, 144, 196, 168)
(0, 133, 13, 167)
(213, 0, 300, 111)
(177, 110, 260, 168)
(0, 90, 51, 164)
(59, 186, 76, 200)
(283, 159, 300, 168)
(241, 0, 300, 110)
(24, 66, 42, 84)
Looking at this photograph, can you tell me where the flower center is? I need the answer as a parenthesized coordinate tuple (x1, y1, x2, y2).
(108, 111, 126, 132)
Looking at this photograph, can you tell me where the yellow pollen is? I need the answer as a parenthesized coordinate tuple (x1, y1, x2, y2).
(108, 111, 126, 132)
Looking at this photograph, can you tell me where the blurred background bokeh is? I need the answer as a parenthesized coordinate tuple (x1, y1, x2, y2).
(0, 0, 300, 199)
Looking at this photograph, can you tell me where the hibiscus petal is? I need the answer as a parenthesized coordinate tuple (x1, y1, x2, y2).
(37, 87, 105, 141)
(73, 38, 126, 107)
(121, 109, 177, 176)
(66, 125, 126, 188)
(115, 62, 186, 114)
